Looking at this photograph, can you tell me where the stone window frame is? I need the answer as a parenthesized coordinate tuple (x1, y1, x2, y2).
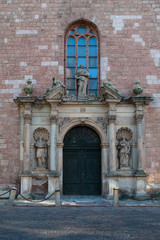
(64, 20, 100, 96)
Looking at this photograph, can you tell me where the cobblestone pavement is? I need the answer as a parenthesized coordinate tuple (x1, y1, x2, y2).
(0, 206, 160, 240)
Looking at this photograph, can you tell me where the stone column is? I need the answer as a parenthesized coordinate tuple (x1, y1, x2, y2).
(50, 115, 58, 172)
(108, 115, 117, 172)
(135, 114, 144, 170)
(57, 143, 64, 194)
(23, 114, 32, 173)
(101, 143, 109, 196)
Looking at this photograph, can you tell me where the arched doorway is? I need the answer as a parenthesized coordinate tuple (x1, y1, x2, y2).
(63, 126, 101, 195)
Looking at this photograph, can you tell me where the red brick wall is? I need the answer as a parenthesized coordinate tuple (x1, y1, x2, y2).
(0, 0, 160, 190)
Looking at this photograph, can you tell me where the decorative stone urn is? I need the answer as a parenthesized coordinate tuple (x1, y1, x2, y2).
(24, 79, 34, 96)
(133, 78, 143, 96)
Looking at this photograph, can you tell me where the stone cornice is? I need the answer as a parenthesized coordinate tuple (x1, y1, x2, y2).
(14, 96, 37, 105)
(129, 96, 153, 105)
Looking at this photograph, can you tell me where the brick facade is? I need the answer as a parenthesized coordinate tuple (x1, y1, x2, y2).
(0, 0, 160, 193)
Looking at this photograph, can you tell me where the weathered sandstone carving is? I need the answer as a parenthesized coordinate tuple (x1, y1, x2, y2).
(116, 127, 132, 169)
(33, 128, 49, 169)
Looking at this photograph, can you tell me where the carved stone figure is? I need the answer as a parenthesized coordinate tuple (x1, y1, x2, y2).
(34, 137, 48, 169)
(75, 64, 89, 96)
(44, 77, 65, 96)
(116, 127, 132, 169)
(101, 78, 118, 92)
(33, 128, 50, 169)
(117, 138, 130, 168)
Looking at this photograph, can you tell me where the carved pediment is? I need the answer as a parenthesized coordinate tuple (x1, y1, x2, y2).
(100, 85, 123, 101)
(45, 85, 65, 102)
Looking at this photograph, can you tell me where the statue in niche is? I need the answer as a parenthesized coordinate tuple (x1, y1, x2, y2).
(116, 127, 132, 169)
(44, 77, 64, 97)
(33, 128, 50, 169)
(75, 64, 89, 96)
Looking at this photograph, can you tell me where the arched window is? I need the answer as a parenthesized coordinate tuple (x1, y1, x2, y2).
(65, 22, 99, 96)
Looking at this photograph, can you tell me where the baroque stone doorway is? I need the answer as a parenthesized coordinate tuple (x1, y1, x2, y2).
(63, 126, 101, 195)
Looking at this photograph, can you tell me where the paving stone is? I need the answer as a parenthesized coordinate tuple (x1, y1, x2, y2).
(0, 205, 160, 240)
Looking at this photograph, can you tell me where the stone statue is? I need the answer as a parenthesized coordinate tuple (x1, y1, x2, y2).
(33, 128, 50, 169)
(117, 138, 131, 168)
(44, 77, 64, 96)
(75, 64, 89, 96)
(34, 136, 48, 169)
(116, 127, 132, 169)
(101, 78, 118, 92)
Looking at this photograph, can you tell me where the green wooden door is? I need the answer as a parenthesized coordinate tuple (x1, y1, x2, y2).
(63, 127, 101, 195)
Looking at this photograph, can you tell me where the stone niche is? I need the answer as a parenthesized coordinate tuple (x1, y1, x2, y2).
(14, 78, 152, 200)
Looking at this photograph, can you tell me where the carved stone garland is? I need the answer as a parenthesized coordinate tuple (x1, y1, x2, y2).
(116, 127, 132, 169)
(33, 128, 50, 169)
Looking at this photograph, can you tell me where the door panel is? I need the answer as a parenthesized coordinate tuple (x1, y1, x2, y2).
(63, 126, 101, 195)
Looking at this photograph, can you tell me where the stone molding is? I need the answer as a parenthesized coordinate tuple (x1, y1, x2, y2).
(101, 143, 109, 148)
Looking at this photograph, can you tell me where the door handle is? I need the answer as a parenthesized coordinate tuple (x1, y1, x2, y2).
(81, 173, 86, 179)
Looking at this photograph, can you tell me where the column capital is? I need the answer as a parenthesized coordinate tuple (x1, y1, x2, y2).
(24, 114, 32, 124)
(135, 114, 144, 124)
(50, 115, 58, 124)
(108, 115, 116, 124)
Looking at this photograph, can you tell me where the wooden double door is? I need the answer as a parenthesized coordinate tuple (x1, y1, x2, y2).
(63, 127, 101, 195)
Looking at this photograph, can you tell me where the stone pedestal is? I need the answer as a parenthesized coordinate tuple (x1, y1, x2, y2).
(106, 170, 148, 199)
(18, 175, 32, 199)
(47, 172, 59, 199)
(135, 174, 149, 200)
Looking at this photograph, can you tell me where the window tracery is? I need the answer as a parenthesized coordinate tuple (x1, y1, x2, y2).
(65, 23, 99, 96)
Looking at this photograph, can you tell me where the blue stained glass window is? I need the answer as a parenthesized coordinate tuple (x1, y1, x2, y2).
(67, 37, 75, 45)
(89, 46, 97, 57)
(66, 68, 75, 78)
(89, 79, 97, 89)
(78, 57, 86, 67)
(66, 25, 98, 96)
(67, 46, 75, 56)
(67, 57, 76, 67)
(89, 68, 97, 78)
(89, 90, 97, 96)
(78, 46, 86, 56)
(78, 37, 86, 45)
(77, 27, 87, 34)
(90, 30, 95, 35)
(89, 57, 97, 67)
(69, 30, 74, 35)
(89, 37, 97, 45)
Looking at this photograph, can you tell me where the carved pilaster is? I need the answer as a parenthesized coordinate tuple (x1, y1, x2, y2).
(24, 114, 32, 124)
(50, 115, 58, 124)
(135, 114, 144, 124)
(108, 115, 116, 124)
